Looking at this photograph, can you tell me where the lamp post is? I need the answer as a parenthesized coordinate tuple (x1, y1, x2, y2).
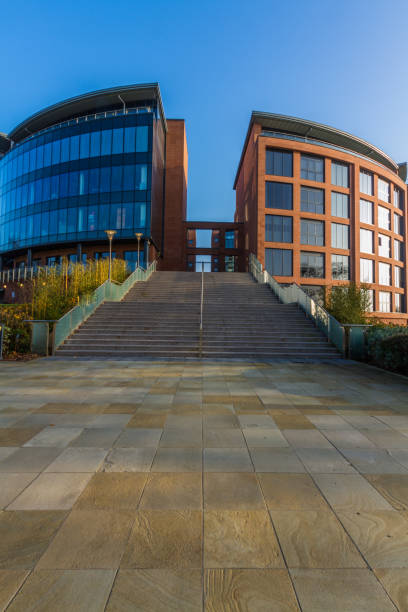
(146, 239, 151, 269)
(104, 230, 116, 282)
(135, 233, 143, 269)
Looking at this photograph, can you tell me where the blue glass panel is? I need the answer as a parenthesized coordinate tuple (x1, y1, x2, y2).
(136, 164, 148, 190)
(58, 208, 67, 235)
(43, 143, 52, 167)
(98, 204, 109, 230)
(51, 175, 59, 199)
(90, 131, 101, 157)
(79, 170, 88, 196)
(67, 208, 77, 233)
(78, 207, 87, 232)
(101, 130, 112, 155)
(111, 166, 123, 191)
(124, 127, 136, 153)
(89, 168, 100, 193)
(87, 206, 98, 231)
(100, 167, 111, 192)
(70, 135, 80, 161)
(123, 165, 135, 191)
(52, 140, 61, 165)
(41, 211, 49, 236)
(59, 173, 69, 198)
(79, 133, 90, 159)
(136, 126, 148, 152)
(112, 128, 124, 154)
(60, 138, 70, 163)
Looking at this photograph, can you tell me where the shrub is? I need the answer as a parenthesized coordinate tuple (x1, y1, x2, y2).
(0, 304, 31, 356)
(325, 283, 371, 324)
(366, 325, 408, 375)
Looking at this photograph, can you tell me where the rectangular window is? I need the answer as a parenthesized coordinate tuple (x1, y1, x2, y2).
(394, 213, 402, 235)
(394, 188, 403, 210)
(112, 128, 124, 154)
(265, 149, 293, 177)
(265, 248, 293, 276)
(101, 130, 112, 156)
(136, 126, 149, 152)
(69, 135, 80, 161)
(379, 262, 391, 286)
(378, 233, 391, 258)
(332, 254, 350, 280)
(360, 228, 374, 254)
(394, 239, 403, 262)
(90, 131, 101, 157)
(331, 161, 349, 187)
(265, 181, 293, 210)
(301, 219, 324, 246)
(360, 170, 373, 195)
(394, 266, 403, 288)
(331, 223, 349, 249)
(378, 205, 391, 230)
(301, 187, 324, 214)
(395, 293, 403, 313)
(331, 192, 349, 218)
(124, 127, 136, 153)
(379, 291, 391, 312)
(360, 258, 374, 283)
(360, 199, 373, 224)
(225, 230, 236, 248)
(378, 178, 390, 202)
(79, 133, 90, 159)
(265, 215, 293, 243)
(366, 289, 374, 312)
(300, 251, 325, 278)
(301, 155, 324, 182)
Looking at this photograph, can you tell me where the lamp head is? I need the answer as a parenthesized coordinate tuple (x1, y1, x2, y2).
(104, 230, 116, 240)
(135, 233, 143, 240)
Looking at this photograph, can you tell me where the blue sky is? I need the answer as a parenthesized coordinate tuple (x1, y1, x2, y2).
(2, 0, 407, 221)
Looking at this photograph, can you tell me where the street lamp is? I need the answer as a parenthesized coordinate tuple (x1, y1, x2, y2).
(146, 239, 151, 269)
(104, 230, 116, 282)
(135, 233, 143, 269)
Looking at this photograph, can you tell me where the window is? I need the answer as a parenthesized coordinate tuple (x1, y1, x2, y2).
(265, 181, 293, 210)
(301, 187, 324, 214)
(394, 188, 403, 210)
(331, 192, 349, 218)
(301, 155, 324, 182)
(300, 251, 325, 278)
(331, 162, 349, 187)
(378, 205, 391, 230)
(395, 293, 403, 313)
(225, 256, 237, 272)
(332, 254, 350, 280)
(379, 291, 391, 312)
(360, 199, 373, 224)
(379, 262, 391, 286)
(366, 289, 374, 312)
(265, 149, 293, 177)
(225, 230, 236, 249)
(265, 215, 293, 243)
(360, 170, 373, 195)
(360, 228, 374, 254)
(378, 178, 390, 202)
(301, 285, 325, 305)
(394, 266, 404, 288)
(394, 213, 402, 235)
(47, 256, 61, 267)
(265, 248, 293, 276)
(360, 258, 374, 283)
(394, 239, 403, 262)
(124, 250, 145, 270)
(301, 219, 324, 246)
(378, 234, 391, 258)
(331, 223, 349, 249)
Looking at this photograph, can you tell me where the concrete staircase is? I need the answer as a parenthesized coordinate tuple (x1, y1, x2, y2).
(56, 271, 340, 359)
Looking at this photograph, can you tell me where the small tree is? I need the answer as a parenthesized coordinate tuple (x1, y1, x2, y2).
(324, 283, 371, 324)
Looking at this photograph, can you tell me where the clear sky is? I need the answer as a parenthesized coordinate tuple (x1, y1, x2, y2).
(2, 0, 407, 222)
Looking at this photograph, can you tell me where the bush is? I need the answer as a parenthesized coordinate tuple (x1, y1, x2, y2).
(366, 325, 408, 375)
(0, 304, 31, 356)
(325, 283, 371, 324)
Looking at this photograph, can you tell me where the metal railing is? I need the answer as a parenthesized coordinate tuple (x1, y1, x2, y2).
(1, 266, 53, 284)
(200, 261, 204, 331)
(249, 253, 369, 359)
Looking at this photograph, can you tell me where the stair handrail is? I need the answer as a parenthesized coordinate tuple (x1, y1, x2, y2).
(249, 253, 346, 354)
(200, 261, 204, 331)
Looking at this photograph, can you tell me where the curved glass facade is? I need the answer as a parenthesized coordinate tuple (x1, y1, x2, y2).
(0, 112, 154, 254)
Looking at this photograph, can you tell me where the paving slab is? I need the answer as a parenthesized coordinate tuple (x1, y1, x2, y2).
(75, 472, 147, 510)
(249, 448, 306, 473)
(296, 448, 356, 474)
(259, 473, 328, 510)
(204, 428, 245, 448)
(0, 570, 30, 611)
(374, 568, 408, 612)
(282, 429, 333, 449)
(44, 447, 108, 472)
(24, 427, 83, 448)
(8, 473, 92, 510)
(341, 449, 408, 474)
(152, 448, 202, 472)
(204, 473, 265, 510)
(159, 428, 202, 447)
(313, 474, 393, 511)
(204, 448, 253, 472)
(243, 428, 288, 447)
(69, 428, 122, 447)
(0, 473, 38, 508)
(101, 448, 156, 472)
(140, 473, 202, 509)
(0, 447, 62, 473)
(114, 428, 162, 447)
(365, 475, 408, 511)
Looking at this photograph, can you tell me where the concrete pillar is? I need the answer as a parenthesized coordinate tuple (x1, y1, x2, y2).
(27, 248, 32, 268)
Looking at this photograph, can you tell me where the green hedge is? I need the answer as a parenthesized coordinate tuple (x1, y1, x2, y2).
(0, 305, 31, 356)
(366, 325, 408, 375)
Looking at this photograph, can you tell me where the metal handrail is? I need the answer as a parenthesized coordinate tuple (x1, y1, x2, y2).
(200, 261, 204, 331)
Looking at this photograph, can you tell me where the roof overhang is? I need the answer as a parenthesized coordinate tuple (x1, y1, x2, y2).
(9, 83, 167, 143)
(0, 132, 10, 155)
(233, 111, 400, 188)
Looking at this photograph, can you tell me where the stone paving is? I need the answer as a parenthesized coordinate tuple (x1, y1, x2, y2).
(0, 358, 407, 610)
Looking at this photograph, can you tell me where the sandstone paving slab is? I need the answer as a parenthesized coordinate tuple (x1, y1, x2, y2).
(290, 569, 397, 611)
(313, 474, 393, 512)
(337, 510, 408, 568)
(16, 414, 96, 428)
(249, 448, 306, 473)
(121, 510, 202, 569)
(258, 473, 328, 510)
(86, 414, 132, 428)
(362, 430, 408, 449)
(35, 402, 106, 414)
(205, 569, 300, 612)
(322, 428, 375, 449)
(140, 473, 202, 509)
(37, 509, 134, 569)
(388, 450, 408, 470)
(204, 428, 245, 448)
(243, 428, 288, 447)
(152, 448, 202, 472)
(69, 428, 122, 448)
(0, 473, 38, 508)
(238, 415, 277, 429)
(44, 448, 108, 472)
(165, 415, 202, 430)
(114, 428, 162, 447)
(272, 415, 316, 430)
(203, 414, 240, 429)
(101, 448, 156, 472)
(0, 447, 19, 461)
(0, 427, 43, 446)
(75, 472, 147, 510)
(296, 448, 356, 474)
(6, 569, 116, 612)
(24, 427, 83, 448)
(0, 570, 30, 611)
(0, 415, 25, 427)
(0, 447, 62, 473)
(204, 448, 253, 472)
(106, 569, 202, 612)
(159, 428, 201, 447)
(306, 415, 354, 430)
(126, 413, 167, 428)
(341, 449, 408, 474)
(375, 415, 408, 428)
(204, 510, 284, 569)
(374, 569, 408, 612)
(204, 473, 265, 510)
(8, 472, 92, 510)
(365, 475, 408, 511)
(341, 415, 391, 430)
(0, 510, 67, 569)
(270, 509, 365, 569)
(282, 429, 333, 449)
